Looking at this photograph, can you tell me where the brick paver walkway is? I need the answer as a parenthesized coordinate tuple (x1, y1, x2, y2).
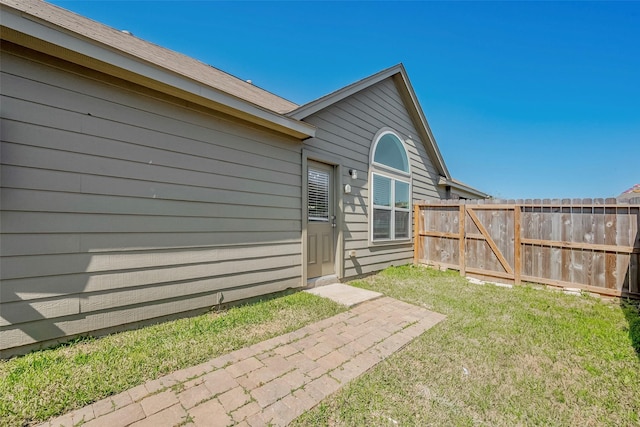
(41, 297, 445, 427)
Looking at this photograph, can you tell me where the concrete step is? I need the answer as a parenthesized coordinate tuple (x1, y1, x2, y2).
(304, 283, 383, 307)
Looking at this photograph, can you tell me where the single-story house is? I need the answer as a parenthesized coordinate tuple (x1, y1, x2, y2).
(0, 0, 487, 357)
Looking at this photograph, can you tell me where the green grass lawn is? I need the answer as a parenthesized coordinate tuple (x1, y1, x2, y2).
(293, 266, 640, 427)
(2, 267, 638, 427)
(0, 291, 345, 427)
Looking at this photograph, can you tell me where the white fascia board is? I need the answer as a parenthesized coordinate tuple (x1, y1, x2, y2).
(1, 6, 315, 139)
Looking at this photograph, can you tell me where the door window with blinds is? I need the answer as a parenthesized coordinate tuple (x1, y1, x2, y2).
(370, 130, 411, 242)
(308, 168, 330, 221)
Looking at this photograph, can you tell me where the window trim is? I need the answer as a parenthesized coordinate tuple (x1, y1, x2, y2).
(371, 130, 411, 177)
(369, 128, 413, 245)
(371, 172, 411, 242)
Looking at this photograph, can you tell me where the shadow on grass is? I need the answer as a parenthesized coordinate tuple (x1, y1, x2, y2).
(21, 288, 302, 357)
(621, 298, 640, 360)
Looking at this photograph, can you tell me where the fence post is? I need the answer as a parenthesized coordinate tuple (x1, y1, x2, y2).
(459, 203, 466, 276)
(414, 204, 420, 265)
(514, 204, 522, 285)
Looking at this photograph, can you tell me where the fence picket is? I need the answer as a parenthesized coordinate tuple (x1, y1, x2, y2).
(415, 199, 640, 298)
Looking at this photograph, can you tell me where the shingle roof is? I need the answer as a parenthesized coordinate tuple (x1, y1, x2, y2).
(618, 184, 640, 201)
(2, 0, 299, 114)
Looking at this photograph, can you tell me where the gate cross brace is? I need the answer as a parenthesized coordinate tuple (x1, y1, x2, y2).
(466, 207, 514, 275)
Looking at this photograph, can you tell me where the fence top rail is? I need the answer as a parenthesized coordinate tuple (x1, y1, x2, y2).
(415, 199, 640, 208)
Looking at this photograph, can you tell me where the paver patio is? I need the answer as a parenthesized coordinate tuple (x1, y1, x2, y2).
(39, 296, 445, 427)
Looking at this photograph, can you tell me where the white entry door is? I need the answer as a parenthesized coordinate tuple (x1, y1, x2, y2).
(307, 161, 336, 278)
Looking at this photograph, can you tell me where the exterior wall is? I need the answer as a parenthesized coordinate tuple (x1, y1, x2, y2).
(0, 48, 304, 356)
(302, 77, 447, 278)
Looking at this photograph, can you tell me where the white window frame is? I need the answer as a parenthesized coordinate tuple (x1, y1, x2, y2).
(371, 131, 411, 176)
(371, 172, 411, 241)
(369, 128, 412, 245)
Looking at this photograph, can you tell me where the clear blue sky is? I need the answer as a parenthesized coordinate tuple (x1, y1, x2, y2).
(49, 1, 640, 199)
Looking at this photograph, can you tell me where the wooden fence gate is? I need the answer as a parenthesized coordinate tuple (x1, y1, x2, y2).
(414, 199, 640, 298)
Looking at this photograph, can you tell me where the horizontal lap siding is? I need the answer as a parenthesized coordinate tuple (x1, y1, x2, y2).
(0, 50, 303, 354)
(303, 78, 443, 279)
(1, 276, 301, 354)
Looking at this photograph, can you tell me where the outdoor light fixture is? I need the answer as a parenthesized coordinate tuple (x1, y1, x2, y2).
(348, 169, 358, 179)
(344, 184, 352, 194)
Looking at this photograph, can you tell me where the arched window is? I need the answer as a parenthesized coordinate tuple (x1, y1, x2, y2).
(370, 130, 411, 242)
(373, 132, 410, 173)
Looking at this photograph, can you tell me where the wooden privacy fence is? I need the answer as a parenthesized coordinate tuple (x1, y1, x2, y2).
(414, 199, 640, 298)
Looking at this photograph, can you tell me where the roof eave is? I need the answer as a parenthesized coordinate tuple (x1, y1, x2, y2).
(1, 4, 315, 139)
(438, 176, 490, 199)
(286, 65, 403, 120)
(288, 64, 450, 177)
(392, 68, 450, 178)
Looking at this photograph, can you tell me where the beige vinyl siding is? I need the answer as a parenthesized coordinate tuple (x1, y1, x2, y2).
(0, 49, 303, 355)
(303, 77, 444, 278)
